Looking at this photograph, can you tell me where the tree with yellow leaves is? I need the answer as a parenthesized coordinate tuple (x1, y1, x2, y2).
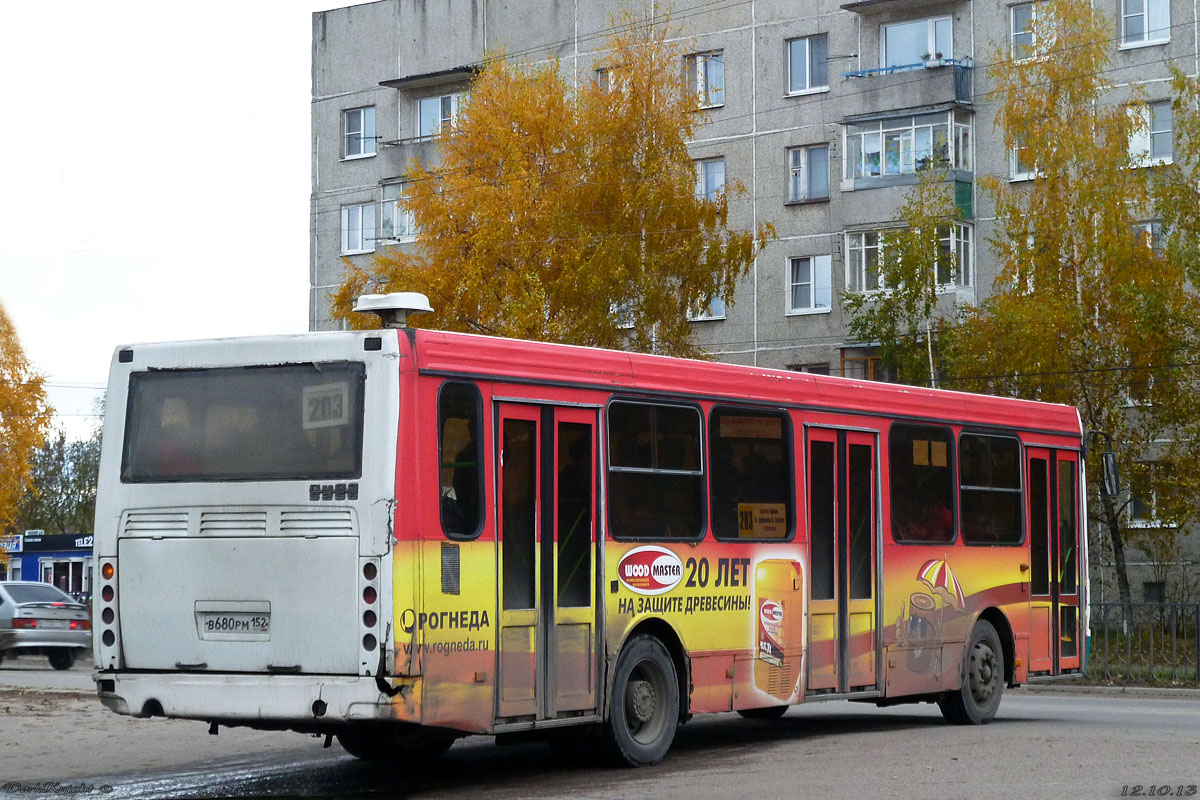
(0, 303, 53, 564)
(333, 10, 772, 357)
(946, 0, 1200, 606)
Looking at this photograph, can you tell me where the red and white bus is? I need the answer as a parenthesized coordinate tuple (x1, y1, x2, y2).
(93, 293, 1088, 766)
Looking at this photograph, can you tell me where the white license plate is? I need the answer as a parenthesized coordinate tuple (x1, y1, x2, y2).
(197, 612, 271, 641)
(39, 619, 68, 629)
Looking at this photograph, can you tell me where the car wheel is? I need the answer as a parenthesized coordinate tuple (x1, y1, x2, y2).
(938, 619, 1004, 725)
(48, 649, 76, 671)
(604, 634, 679, 767)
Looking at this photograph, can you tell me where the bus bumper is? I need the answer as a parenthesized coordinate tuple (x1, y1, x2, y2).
(94, 671, 415, 728)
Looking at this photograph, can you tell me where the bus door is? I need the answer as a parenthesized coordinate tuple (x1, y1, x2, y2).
(1026, 448, 1081, 673)
(495, 402, 598, 721)
(806, 427, 879, 694)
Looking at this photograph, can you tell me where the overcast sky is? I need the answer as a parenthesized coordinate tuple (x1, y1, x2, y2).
(1, 0, 372, 439)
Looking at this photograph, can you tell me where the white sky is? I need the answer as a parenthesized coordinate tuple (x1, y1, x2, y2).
(0, 0, 372, 439)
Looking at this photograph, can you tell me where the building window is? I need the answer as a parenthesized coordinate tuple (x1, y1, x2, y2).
(841, 350, 892, 381)
(936, 224, 972, 287)
(789, 145, 830, 202)
(343, 107, 376, 159)
(690, 297, 727, 321)
(341, 202, 376, 255)
(695, 157, 725, 201)
(846, 224, 972, 292)
(1011, 139, 1036, 180)
(418, 92, 467, 140)
(788, 35, 829, 94)
(1129, 100, 1173, 166)
(1143, 580, 1166, 603)
(1122, 0, 1169, 45)
(382, 182, 416, 241)
(685, 51, 724, 107)
(846, 230, 884, 292)
(788, 255, 832, 313)
(882, 17, 952, 70)
(1133, 220, 1164, 251)
(1130, 461, 1172, 525)
(788, 362, 830, 374)
(844, 111, 971, 180)
(1011, 3, 1037, 59)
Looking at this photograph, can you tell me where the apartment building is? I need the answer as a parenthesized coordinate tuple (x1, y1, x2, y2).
(310, 0, 1194, 602)
(310, 0, 1186, 370)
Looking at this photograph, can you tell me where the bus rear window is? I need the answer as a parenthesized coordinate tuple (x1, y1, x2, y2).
(121, 363, 365, 482)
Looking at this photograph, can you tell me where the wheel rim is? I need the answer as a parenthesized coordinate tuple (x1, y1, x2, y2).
(967, 639, 1000, 707)
(624, 659, 668, 745)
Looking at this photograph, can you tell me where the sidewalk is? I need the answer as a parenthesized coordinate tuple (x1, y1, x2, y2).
(1015, 681, 1200, 699)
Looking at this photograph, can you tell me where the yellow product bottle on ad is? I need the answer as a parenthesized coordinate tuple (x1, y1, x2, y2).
(754, 559, 804, 701)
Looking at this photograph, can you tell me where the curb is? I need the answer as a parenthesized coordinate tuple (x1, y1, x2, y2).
(1015, 683, 1200, 699)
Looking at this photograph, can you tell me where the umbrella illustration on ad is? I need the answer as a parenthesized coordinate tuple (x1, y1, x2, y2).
(896, 557, 967, 675)
(917, 557, 966, 610)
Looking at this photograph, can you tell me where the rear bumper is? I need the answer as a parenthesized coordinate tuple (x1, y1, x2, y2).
(0, 629, 91, 651)
(93, 671, 410, 728)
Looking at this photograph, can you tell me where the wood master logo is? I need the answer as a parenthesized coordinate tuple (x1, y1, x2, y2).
(617, 546, 684, 595)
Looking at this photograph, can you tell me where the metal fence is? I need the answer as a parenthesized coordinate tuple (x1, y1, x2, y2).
(1089, 602, 1200, 686)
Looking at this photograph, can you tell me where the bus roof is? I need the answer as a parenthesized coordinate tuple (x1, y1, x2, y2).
(410, 330, 1084, 439)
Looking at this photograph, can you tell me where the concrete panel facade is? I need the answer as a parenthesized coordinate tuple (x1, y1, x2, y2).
(311, 0, 1197, 377)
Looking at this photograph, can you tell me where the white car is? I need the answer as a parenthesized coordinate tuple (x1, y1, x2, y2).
(0, 581, 91, 670)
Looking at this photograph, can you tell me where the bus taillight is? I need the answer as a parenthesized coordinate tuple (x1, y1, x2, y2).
(363, 586, 377, 604)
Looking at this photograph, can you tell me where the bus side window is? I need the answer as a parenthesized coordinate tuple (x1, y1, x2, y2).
(607, 401, 703, 540)
(889, 423, 955, 543)
(960, 433, 1023, 545)
(438, 382, 484, 538)
(709, 407, 792, 540)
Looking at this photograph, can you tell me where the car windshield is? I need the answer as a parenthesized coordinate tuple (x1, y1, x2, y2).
(4, 584, 79, 605)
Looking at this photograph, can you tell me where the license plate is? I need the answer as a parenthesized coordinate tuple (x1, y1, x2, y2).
(39, 619, 68, 629)
(197, 611, 271, 641)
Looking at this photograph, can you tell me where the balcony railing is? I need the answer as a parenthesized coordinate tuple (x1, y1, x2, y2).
(842, 59, 973, 105)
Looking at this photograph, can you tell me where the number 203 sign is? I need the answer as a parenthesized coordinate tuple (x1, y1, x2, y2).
(302, 382, 350, 429)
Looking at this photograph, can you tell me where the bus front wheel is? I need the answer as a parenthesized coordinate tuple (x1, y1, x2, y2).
(605, 634, 679, 767)
(939, 619, 1004, 725)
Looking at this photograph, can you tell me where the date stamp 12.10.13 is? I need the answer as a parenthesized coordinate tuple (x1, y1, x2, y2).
(1121, 787, 1198, 797)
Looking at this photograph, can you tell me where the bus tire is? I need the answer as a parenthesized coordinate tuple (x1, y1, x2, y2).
(48, 649, 75, 671)
(736, 705, 789, 720)
(605, 634, 679, 767)
(938, 619, 1004, 725)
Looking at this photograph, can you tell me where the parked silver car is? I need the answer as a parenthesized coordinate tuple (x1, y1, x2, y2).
(0, 581, 91, 670)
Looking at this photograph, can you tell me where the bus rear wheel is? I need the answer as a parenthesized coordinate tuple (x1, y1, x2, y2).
(939, 619, 1004, 725)
(605, 634, 679, 767)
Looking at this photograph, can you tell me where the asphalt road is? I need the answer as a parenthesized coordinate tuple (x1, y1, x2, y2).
(1, 662, 1197, 800)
